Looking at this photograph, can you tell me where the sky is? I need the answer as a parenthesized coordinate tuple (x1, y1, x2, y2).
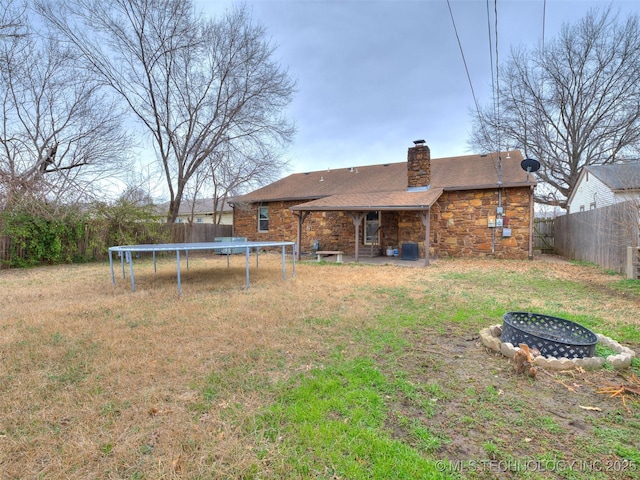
(196, 0, 639, 178)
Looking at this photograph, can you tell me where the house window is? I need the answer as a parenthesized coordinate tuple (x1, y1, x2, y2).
(589, 202, 596, 210)
(196, 217, 203, 223)
(579, 205, 585, 212)
(364, 211, 380, 245)
(176, 218, 184, 223)
(258, 206, 269, 232)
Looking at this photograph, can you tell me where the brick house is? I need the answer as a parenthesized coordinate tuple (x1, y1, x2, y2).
(230, 142, 536, 264)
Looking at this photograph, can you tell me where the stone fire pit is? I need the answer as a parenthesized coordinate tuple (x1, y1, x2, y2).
(480, 323, 635, 371)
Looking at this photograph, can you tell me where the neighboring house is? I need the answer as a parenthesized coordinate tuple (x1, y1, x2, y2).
(230, 142, 537, 263)
(157, 198, 233, 225)
(566, 162, 640, 213)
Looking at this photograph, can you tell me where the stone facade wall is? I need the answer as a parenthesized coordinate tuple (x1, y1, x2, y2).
(431, 187, 531, 259)
(233, 201, 356, 252)
(233, 201, 297, 243)
(233, 186, 532, 259)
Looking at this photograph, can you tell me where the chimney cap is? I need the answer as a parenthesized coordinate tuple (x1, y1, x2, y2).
(413, 139, 426, 145)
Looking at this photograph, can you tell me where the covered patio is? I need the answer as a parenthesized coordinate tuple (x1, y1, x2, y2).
(290, 188, 443, 266)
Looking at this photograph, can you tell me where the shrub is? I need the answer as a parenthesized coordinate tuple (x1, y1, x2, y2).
(0, 199, 166, 268)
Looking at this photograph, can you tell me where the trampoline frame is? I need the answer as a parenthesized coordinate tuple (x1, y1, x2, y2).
(108, 241, 296, 293)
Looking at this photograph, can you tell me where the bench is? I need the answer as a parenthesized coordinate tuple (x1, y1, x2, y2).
(316, 250, 344, 263)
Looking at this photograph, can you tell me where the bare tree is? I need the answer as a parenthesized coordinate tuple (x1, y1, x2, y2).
(204, 140, 288, 224)
(178, 138, 288, 224)
(39, 0, 295, 223)
(0, 0, 24, 39)
(0, 0, 130, 212)
(181, 168, 207, 224)
(469, 8, 640, 207)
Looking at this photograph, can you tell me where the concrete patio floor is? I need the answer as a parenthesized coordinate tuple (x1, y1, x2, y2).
(308, 253, 429, 267)
(305, 252, 564, 267)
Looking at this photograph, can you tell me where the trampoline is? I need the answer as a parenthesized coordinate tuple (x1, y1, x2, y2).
(109, 241, 296, 293)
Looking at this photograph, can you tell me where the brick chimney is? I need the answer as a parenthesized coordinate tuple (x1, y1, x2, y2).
(407, 140, 431, 189)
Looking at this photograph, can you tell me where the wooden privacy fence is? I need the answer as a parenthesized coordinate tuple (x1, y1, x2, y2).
(167, 223, 232, 243)
(554, 201, 639, 274)
(533, 218, 554, 253)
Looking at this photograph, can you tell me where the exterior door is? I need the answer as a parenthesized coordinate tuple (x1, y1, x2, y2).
(364, 211, 380, 245)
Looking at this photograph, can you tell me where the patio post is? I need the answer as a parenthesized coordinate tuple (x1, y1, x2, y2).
(418, 208, 431, 266)
(350, 212, 366, 262)
(293, 210, 311, 260)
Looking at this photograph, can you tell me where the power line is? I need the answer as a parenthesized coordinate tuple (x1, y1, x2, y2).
(486, 0, 495, 119)
(447, 0, 506, 175)
(446, 0, 482, 119)
(446, 0, 492, 149)
(494, 0, 501, 156)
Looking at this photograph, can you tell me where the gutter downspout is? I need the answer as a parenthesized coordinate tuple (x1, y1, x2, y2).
(529, 185, 535, 260)
(494, 155, 503, 255)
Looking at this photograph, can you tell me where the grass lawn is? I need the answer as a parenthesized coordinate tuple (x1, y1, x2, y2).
(1, 254, 639, 479)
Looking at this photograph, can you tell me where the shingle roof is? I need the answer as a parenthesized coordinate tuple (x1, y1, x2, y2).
(230, 150, 534, 208)
(290, 188, 444, 211)
(585, 162, 640, 191)
(156, 199, 232, 215)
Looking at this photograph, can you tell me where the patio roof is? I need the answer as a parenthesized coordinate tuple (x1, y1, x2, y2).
(289, 188, 443, 212)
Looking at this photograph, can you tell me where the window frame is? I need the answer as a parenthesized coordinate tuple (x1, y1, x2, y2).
(258, 205, 269, 232)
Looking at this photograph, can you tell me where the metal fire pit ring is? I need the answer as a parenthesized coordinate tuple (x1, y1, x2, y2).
(502, 312, 598, 359)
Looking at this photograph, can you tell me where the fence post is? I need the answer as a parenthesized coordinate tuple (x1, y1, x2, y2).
(627, 246, 639, 280)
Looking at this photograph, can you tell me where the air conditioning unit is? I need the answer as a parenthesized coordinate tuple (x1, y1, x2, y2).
(401, 242, 419, 261)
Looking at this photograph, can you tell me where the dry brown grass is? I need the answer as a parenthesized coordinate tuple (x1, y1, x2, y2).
(0, 254, 638, 478)
(0, 255, 410, 478)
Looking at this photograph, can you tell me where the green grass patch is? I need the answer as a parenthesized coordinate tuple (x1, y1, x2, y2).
(613, 279, 640, 296)
(253, 357, 448, 479)
(595, 344, 617, 358)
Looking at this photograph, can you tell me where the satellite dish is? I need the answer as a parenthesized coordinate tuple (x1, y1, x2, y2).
(521, 158, 540, 173)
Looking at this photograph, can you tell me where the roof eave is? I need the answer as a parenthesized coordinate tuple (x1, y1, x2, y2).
(613, 188, 640, 193)
(442, 182, 535, 191)
(290, 205, 434, 212)
(230, 195, 325, 205)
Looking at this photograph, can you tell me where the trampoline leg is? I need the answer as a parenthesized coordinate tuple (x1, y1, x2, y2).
(109, 250, 115, 285)
(292, 244, 296, 278)
(281, 245, 286, 280)
(153, 251, 157, 274)
(127, 251, 136, 292)
(176, 250, 182, 294)
(245, 247, 250, 288)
